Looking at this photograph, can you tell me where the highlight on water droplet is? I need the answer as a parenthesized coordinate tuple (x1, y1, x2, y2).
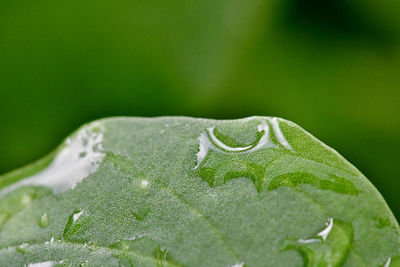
(45, 237, 55, 245)
(73, 210, 84, 222)
(140, 179, 149, 188)
(269, 118, 292, 150)
(317, 217, 334, 241)
(39, 212, 49, 228)
(21, 193, 35, 205)
(298, 217, 333, 244)
(383, 257, 391, 267)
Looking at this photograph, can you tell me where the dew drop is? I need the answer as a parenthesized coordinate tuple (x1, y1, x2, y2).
(63, 209, 88, 239)
(285, 218, 352, 266)
(21, 194, 34, 205)
(140, 179, 149, 188)
(39, 213, 49, 228)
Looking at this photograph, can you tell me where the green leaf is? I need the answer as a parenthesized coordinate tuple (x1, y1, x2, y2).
(0, 116, 399, 266)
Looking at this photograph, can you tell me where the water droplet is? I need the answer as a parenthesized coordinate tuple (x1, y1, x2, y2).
(195, 119, 293, 170)
(63, 209, 89, 240)
(284, 218, 353, 266)
(194, 119, 294, 191)
(0, 124, 105, 197)
(140, 179, 149, 188)
(21, 194, 34, 205)
(374, 216, 392, 229)
(132, 208, 149, 221)
(16, 243, 29, 254)
(39, 213, 49, 228)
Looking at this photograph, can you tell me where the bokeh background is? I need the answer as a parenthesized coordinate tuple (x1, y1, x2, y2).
(1, 0, 399, 219)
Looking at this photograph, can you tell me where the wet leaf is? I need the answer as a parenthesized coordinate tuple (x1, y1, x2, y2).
(0, 117, 399, 266)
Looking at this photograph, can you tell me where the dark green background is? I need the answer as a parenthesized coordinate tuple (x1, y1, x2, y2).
(1, 0, 399, 219)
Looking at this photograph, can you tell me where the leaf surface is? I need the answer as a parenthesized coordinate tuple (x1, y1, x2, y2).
(0, 116, 399, 266)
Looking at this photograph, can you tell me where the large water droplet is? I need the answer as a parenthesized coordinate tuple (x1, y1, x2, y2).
(284, 218, 353, 266)
(0, 124, 105, 197)
(195, 120, 285, 170)
(63, 209, 89, 240)
(194, 118, 294, 191)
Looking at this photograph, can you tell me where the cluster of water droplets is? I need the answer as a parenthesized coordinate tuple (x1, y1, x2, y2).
(1, 118, 396, 267)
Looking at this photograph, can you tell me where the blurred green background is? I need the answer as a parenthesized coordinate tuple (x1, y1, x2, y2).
(1, 0, 399, 219)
